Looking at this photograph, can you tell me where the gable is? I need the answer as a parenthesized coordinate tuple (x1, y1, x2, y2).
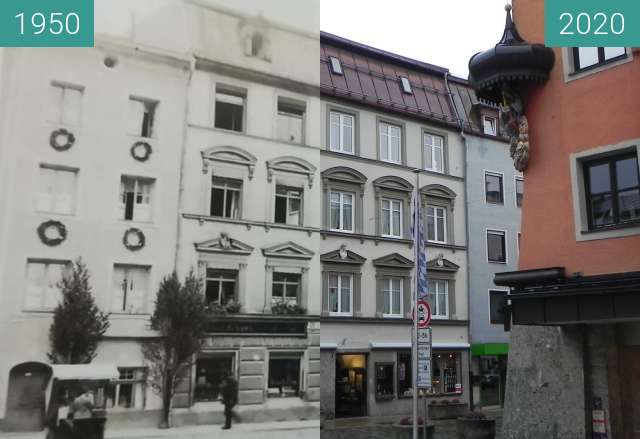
(321, 246, 366, 265)
(372, 252, 414, 269)
(262, 241, 315, 260)
(195, 233, 254, 255)
(201, 145, 257, 178)
(426, 255, 460, 272)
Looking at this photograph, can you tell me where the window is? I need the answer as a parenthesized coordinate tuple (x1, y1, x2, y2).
(24, 260, 68, 310)
(424, 133, 444, 173)
(272, 272, 300, 305)
(515, 177, 524, 208)
(329, 111, 354, 154)
(584, 153, 640, 229)
(47, 82, 83, 126)
(382, 277, 403, 317)
(397, 352, 412, 398)
(275, 186, 302, 226)
(428, 279, 449, 318)
(112, 265, 149, 313)
(277, 98, 305, 144)
(487, 230, 507, 263)
(215, 87, 245, 132)
(485, 172, 504, 204)
(104, 368, 146, 410)
(328, 274, 352, 316)
(426, 206, 446, 243)
(250, 32, 264, 57)
(268, 355, 301, 397)
(329, 191, 354, 232)
(379, 122, 402, 164)
(195, 355, 234, 402)
(375, 363, 394, 399)
(432, 352, 461, 394)
(381, 198, 402, 238)
(205, 269, 237, 305)
(573, 47, 627, 72)
(210, 177, 241, 219)
(489, 290, 508, 325)
(36, 166, 77, 215)
(400, 76, 412, 94)
(120, 177, 153, 222)
(128, 98, 157, 138)
(329, 56, 343, 75)
(483, 116, 497, 135)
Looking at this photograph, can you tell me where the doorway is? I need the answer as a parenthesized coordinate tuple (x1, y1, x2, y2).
(4, 362, 52, 432)
(335, 354, 367, 418)
(618, 347, 640, 439)
(194, 354, 234, 402)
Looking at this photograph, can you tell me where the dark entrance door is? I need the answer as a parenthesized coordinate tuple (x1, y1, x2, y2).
(335, 354, 366, 418)
(194, 355, 234, 402)
(618, 347, 640, 439)
(4, 362, 52, 432)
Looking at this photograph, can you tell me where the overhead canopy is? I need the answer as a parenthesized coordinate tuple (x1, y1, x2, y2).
(51, 364, 119, 381)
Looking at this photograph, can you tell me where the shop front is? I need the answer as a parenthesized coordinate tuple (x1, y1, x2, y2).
(471, 343, 508, 407)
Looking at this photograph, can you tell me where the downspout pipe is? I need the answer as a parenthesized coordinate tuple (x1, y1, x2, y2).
(444, 71, 474, 408)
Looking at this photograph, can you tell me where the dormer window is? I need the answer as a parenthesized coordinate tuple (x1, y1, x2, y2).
(483, 115, 497, 136)
(329, 57, 343, 75)
(399, 77, 412, 94)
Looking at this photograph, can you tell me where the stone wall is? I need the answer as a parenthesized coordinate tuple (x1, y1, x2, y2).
(319, 350, 335, 419)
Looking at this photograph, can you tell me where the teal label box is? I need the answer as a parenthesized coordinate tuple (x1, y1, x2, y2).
(0, 0, 94, 47)
(545, 0, 640, 47)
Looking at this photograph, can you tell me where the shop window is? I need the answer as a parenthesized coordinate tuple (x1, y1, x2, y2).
(432, 352, 462, 394)
(572, 47, 627, 72)
(381, 198, 402, 238)
(48, 81, 83, 126)
(329, 191, 354, 232)
(128, 97, 157, 138)
(205, 269, 237, 306)
(397, 352, 412, 398)
(375, 362, 394, 400)
(112, 265, 149, 314)
(328, 273, 352, 316)
(329, 110, 354, 154)
(277, 98, 305, 144)
(272, 272, 300, 305)
(275, 186, 302, 226)
(194, 355, 234, 402)
(583, 153, 640, 229)
(24, 259, 69, 310)
(210, 177, 242, 219)
(485, 171, 504, 204)
(489, 290, 508, 324)
(37, 165, 78, 215)
(424, 133, 444, 173)
(379, 121, 402, 164)
(515, 177, 524, 208)
(104, 368, 146, 410)
(268, 356, 300, 397)
(120, 176, 154, 222)
(215, 86, 245, 132)
(487, 230, 507, 263)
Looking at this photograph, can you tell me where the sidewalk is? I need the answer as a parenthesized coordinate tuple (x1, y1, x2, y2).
(0, 420, 319, 439)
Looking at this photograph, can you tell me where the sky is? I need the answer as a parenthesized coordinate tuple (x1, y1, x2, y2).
(321, 0, 510, 78)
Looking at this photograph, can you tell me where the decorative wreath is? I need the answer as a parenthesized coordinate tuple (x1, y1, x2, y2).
(37, 220, 67, 246)
(123, 228, 145, 251)
(49, 129, 76, 152)
(130, 142, 152, 162)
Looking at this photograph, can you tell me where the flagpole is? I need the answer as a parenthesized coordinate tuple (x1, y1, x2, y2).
(412, 169, 420, 439)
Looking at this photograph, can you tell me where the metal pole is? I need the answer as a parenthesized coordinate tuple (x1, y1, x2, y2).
(412, 169, 420, 439)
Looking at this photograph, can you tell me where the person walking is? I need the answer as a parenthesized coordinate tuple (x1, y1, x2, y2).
(220, 375, 238, 430)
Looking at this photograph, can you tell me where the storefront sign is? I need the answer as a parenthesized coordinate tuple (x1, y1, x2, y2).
(206, 319, 307, 336)
(455, 383, 462, 393)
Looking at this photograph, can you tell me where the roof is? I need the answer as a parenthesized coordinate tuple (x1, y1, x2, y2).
(320, 31, 507, 140)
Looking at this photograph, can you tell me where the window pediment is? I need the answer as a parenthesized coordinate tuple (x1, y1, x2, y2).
(201, 145, 257, 178)
(322, 166, 367, 187)
(321, 245, 366, 265)
(373, 253, 414, 269)
(195, 233, 254, 255)
(426, 254, 460, 272)
(374, 176, 413, 193)
(267, 156, 317, 188)
(262, 241, 315, 260)
(421, 184, 456, 201)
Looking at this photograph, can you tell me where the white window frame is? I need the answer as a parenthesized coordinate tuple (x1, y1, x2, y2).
(276, 97, 306, 144)
(381, 198, 403, 238)
(205, 270, 238, 305)
(382, 277, 403, 318)
(105, 367, 147, 411)
(424, 133, 444, 173)
(379, 122, 402, 164)
(400, 76, 412, 94)
(24, 259, 69, 311)
(329, 56, 343, 75)
(329, 110, 355, 154)
(484, 170, 505, 205)
(483, 115, 497, 136)
(429, 279, 449, 319)
(329, 190, 354, 233)
(48, 81, 84, 126)
(36, 165, 78, 215)
(515, 176, 524, 208)
(274, 185, 303, 226)
(210, 177, 242, 219)
(328, 273, 353, 317)
(120, 176, 154, 223)
(486, 228, 508, 264)
(426, 205, 447, 244)
(111, 265, 150, 314)
(214, 86, 246, 133)
(272, 272, 301, 305)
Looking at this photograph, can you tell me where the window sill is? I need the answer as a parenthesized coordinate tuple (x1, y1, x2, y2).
(329, 313, 354, 318)
(582, 221, 640, 235)
(36, 210, 76, 217)
(568, 54, 632, 81)
(485, 201, 505, 206)
(328, 148, 355, 156)
(578, 221, 640, 241)
(109, 312, 150, 318)
(487, 260, 507, 265)
(183, 213, 321, 235)
(382, 315, 404, 319)
(321, 230, 414, 247)
(22, 308, 54, 314)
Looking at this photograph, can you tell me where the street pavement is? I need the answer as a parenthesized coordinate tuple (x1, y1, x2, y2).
(0, 420, 320, 439)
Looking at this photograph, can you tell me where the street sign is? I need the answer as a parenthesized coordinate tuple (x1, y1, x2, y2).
(416, 327, 432, 389)
(416, 300, 431, 328)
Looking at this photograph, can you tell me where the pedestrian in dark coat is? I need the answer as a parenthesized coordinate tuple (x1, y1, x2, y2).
(220, 375, 238, 429)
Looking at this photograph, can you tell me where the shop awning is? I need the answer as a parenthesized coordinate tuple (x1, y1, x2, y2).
(51, 364, 119, 381)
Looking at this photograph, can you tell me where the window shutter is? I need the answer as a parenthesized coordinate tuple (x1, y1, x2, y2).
(25, 263, 45, 309)
(112, 268, 126, 312)
(403, 277, 411, 318)
(128, 269, 146, 313)
(62, 88, 82, 126)
(128, 99, 145, 136)
(375, 277, 385, 317)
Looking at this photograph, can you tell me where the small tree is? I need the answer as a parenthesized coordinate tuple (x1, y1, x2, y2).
(143, 271, 208, 428)
(48, 259, 110, 364)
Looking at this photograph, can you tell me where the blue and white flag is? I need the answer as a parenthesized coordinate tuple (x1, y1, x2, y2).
(412, 193, 428, 300)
